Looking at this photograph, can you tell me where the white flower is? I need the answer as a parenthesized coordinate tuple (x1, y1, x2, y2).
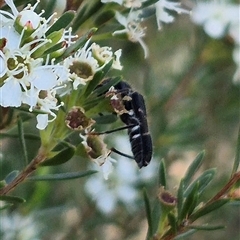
(0, 26, 21, 50)
(0, 0, 70, 129)
(1, 0, 42, 31)
(91, 43, 123, 70)
(0, 35, 65, 124)
(64, 40, 100, 89)
(191, 2, 240, 39)
(85, 157, 139, 214)
(113, 11, 149, 58)
(17, 9, 41, 30)
(155, 0, 189, 30)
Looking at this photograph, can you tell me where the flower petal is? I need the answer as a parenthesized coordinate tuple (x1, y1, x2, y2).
(32, 69, 57, 90)
(0, 79, 22, 107)
(36, 114, 49, 130)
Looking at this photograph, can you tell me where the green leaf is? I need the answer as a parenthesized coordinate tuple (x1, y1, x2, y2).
(151, 199, 161, 236)
(0, 133, 40, 140)
(190, 199, 229, 222)
(46, 11, 75, 36)
(184, 168, 216, 197)
(232, 126, 240, 175)
(141, 0, 159, 9)
(189, 224, 225, 231)
(0, 203, 13, 210)
(72, 1, 103, 32)
(43, 41, 65, 55)
(168, 213, 177, 234)
(174, 229, 197, 239)
(0, 195, 26, 204)
(143, 189, 153, 238)
(93, 10, 115, 28)
(158, 159, 166, 187)
(90, 76, 122, 97)
(0, 180, 6, 188)
(84, 60, 113, 98)
(179, 183, 199, 221)
(93, 113, 118, 124)
(182, 151, 205, 189)
(40, 145, 75, 166)
(17, 116, 28, 165)
(5, 170, 19, 184)
(229, 200, 240, 206)
(28, 170, 97, 181)
(177, 180, 184, 219)
(40, 0, 56, 19)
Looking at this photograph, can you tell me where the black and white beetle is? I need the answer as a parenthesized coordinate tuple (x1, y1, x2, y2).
(95, 80, 152, 168)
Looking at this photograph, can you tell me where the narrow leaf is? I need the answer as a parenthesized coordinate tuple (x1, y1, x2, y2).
(0, 195, 26, 204)
(28, 170, 97, 181)
(189, 224, 225, 231)
(168, 213, 177, 233)
(158, 159, 167, 187)
(143, 188, 153, 238)
(17, 116, 28, 165)
(183, 151, 205, 188)
(93, 10, 115, 28)
(5, 170, 19, 184)
(190, 199, 229, 222)
(46, 11, 75, 36)
(0, 204, 13, 210)
(72, 1, 103, 32)
(0, 133, 40, 140)
(93, 114, 118, 124)
(174, 229, 197, 239)
(184, 168, 216, 197)
(84, 60, 113, 98)
(179, 183, 199, 221)
(0, 180, 6, 188)
(232, 126, 240, 175)
(90, 76, 122, 97)
(40, 146, 75, 166)
(151, 199, 161, 235)
(43, 41, 65, 55)
(177, 179, 184, 219)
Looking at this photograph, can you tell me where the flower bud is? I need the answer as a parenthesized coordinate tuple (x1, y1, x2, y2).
(65, 107, 95, 131)
(85, 135, 108, 160)
(14, 10, 41, 36)
(158, 186, 177, 210)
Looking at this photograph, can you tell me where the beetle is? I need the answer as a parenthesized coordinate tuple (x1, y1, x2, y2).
(93, 79, 152, 168)
(111, 81, 152, 168)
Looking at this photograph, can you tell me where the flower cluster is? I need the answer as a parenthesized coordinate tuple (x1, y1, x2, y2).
(191, 1, 240, 83)
(0, 0, 122, 129)
(105, 0, 189, 58)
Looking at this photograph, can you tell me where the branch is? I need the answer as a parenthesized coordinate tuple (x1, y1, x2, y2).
(206, 171, 240, 205)
(0, 147, 47, 196)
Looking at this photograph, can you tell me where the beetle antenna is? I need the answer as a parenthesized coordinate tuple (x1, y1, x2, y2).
(110, 147, 135, 160)
(89, 124, 136, 135)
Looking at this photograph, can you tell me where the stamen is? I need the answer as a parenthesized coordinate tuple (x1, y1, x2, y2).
(5, 0, 19, 17)
(0, 10, 15, 19)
